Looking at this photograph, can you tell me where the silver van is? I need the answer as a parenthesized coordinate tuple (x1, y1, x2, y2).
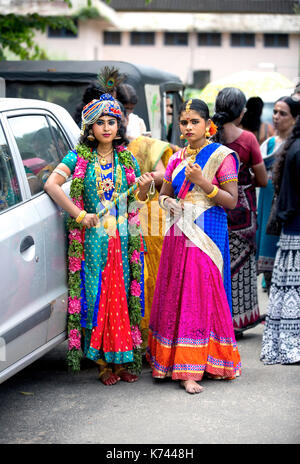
(0, 98, 79, 383)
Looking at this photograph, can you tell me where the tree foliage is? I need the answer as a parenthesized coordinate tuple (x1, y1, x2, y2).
(0, 13, 77, 60)
(0, 0, 152, 60)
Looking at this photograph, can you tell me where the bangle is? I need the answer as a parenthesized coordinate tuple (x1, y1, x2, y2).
(158, 195, 169, 210)
(53, 167, 69, 180)
(134, 191, 149, 204)
(206, 185, 219, 198)
(75, 210, 87, 223)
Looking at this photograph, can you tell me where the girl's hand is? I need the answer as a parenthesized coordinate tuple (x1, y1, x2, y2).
(81, 213, 99, 229)
(165, 197, 184, 216)
(137, 172, 154, 197)
(185, 162, 203, 186)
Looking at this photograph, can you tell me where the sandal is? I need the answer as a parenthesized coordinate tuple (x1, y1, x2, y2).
(114, 367, 138, 383)
(98, 367, 120, 386)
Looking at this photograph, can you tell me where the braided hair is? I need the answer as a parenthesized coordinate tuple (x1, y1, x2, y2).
(211, 87, 247, 144)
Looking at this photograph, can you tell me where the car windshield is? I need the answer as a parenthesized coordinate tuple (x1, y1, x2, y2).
(5, 81, 88, 119)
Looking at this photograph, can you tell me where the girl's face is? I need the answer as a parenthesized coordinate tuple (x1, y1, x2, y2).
(92, 115, 118, 144)
(272, 101, 295, 135)
(179, 110, 209, 145)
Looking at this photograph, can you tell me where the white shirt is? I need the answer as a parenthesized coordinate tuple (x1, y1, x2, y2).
(126, 113, 147, 141)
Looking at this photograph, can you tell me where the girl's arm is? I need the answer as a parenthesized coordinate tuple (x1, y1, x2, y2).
(185, 162, 238, 210)
(44, 163, 99, 228)
(159, 181, 184, 215)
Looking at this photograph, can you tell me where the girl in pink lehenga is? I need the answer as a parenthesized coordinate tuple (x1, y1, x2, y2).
(147, 99, 241, 394)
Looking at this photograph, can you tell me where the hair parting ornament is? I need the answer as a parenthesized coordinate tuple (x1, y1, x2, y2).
(185, 99, 192, 113)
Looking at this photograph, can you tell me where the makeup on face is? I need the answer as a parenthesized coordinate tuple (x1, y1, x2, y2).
(93, 116, 118, 141)
(179, 110, 207, 142)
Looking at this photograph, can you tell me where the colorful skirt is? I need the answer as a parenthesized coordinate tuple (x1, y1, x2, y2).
(147, 225, 241, 380)
(260, 232, 300, 364)
(229, 231, 260, 329)
(84, 231, 134, 364)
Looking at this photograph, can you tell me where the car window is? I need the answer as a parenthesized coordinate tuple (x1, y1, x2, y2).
(0, 123, 22, 212)
(8, 114, 70, 195)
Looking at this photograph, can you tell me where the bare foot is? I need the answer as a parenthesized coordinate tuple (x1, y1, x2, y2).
(180, 380, 203, 394)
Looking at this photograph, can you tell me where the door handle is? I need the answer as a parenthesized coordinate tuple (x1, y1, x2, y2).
(20, 236, 34, 253)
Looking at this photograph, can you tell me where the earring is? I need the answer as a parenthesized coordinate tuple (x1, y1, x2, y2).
(87, 129, 95, 141)
(114, 131, 122, 140)
(180, 134, 185, 140)
(205, 127, 210, 138)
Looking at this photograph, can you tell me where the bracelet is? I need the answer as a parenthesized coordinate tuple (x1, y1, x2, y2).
(53, 167, 69, 180)
(206, 185, 219, 198)
(134, 191, 149, 204)
(158, 195, 169, 210)
(75, 210, 87, 223)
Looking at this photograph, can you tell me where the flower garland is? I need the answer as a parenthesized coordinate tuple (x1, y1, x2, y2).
(66, 143, 143, 374)
(115, 145, 143, 374)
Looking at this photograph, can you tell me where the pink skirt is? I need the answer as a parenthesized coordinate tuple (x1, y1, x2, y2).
(147, 224, 241, 380)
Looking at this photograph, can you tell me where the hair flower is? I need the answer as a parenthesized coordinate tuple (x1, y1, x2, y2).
(209, 121, 218, 136)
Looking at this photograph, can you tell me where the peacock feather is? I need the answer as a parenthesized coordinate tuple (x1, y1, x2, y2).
(97, 66, 125, 94)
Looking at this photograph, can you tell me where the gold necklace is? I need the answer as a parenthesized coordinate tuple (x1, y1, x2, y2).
(185, 140, 210, 162)
(97, 147, 113, 166)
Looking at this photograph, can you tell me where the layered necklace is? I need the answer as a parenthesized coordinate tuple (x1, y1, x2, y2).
(184, 140, 210, 162)
(94, 148, 122, 203)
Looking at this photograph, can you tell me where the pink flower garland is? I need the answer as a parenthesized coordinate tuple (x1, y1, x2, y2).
(130, 279, 141, 297)
(131, 325, 143, 348)
(68, 329, 81, 350)
(125, 166, 136, 186)
(73, 156, 88, 179)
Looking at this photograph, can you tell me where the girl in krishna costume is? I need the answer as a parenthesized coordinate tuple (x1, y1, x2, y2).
(45, 94, 153, 385)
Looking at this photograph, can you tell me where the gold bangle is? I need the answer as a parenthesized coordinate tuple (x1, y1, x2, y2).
(206, 185, 219, 198)
(158, 195, 169, 210)
(134, 191, 149, 204)
(75, 210, 87, 223)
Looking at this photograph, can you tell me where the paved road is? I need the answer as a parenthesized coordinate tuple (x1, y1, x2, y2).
(0, 286, 299, 445)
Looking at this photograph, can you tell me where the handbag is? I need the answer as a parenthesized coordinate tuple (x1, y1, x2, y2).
(266, 194, 282, 236)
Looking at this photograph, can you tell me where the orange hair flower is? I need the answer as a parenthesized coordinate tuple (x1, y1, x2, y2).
(209, 121, 218, 136)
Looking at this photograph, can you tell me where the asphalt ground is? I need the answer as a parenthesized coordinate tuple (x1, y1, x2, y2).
(0, 283, 299, 445)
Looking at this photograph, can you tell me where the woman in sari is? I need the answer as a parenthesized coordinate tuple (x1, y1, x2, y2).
(147, 99, 241, 394)
(261, 109, 300, 365)
(45, 93, 153, 385)
(256, 96, 299, 292)
(211, 88, 268, 334)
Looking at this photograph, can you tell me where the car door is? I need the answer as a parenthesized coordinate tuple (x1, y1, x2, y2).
(0, 106, 77, 382)
(0, 117, 48, 378)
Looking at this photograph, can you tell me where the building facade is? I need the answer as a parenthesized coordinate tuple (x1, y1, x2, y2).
(2, 0, 300, 86)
